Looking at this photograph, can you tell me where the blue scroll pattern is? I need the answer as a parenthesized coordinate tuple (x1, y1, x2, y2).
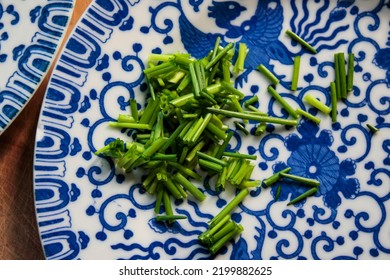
(34, 0, 390, 259)
(0, 0, 74, 133)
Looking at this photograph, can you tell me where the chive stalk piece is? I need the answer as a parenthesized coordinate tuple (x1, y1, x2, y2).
(215, 130, 234, 159)
(303, 94, 331, 114)
(164, 176, 184, 199)
(366, 124, 379, 134)
(209, 223, 243, 255)
(334, 53, 341, 99)
(162, 190, 173, 217)
(243, 95, 259, 107)
(222, 152, 257, 160)
(274, 185, 282, 201)
(109, 122, 152, 130)
(209, 188, 249, 228)
(257, 64, 279, 85)
(197, 151, 228, 167)
(233, 43, 248, 74)
(206, 107, 299, 126)
(338, 53, 347, 99)
(347, 53, 354, 92)
(154, 187, 164, 213)
(167, 161, 202, 180)
(295, 108, 321, 124)
(280, 172, 320, 187)
(291, 56, 301, 91)
(205, 43, 234, 70)
(173, 172, 206, 201)
(198, 214, 231, 245)
(234, 121, 249, 135)
(330, 82, 338, 123)
(199, 158, 224, 173)
(263, 167, 291, 188)
(156, 215, 187, 222)
(267, 86, 298, 119)
(287, 187, 318, 206)
(285, 29, 317, 54)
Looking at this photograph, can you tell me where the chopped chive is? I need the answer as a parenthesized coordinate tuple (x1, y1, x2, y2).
(285, 29, 317, 54)
(295, 108, 321, 124)
(209, 223, 243, 255)
(176, 73, 191, 93)
(234, 121, 249, 135)
(139, 98, 160, 124)
(205, 43, 234, 70)
(220, 80, 245, 99)
(199, 158, 224, 173)
(254, 122, 267, 136)
(334, 53, 341, 99)
(148, 53, 175, 62)
(347, 53, 354, 92)
(198, 214, 231, 245)
(243, 95, 258, 107)
(206, 122, 227, 140)
(190, 113, 212, 143)
(209, 188, 250, 228)
(338, 53, 347, 99)
(150, 153, 177, 161)
(263, 167, 291, 188)
(154, 187, 164, 214)
(223, 152, 257, 160)
(239, 179, 261, 188)
(366, 124, 379, 134)
(189, 63, 200, 98)
(162, 190, 174, 222)
(206, 107, 299, 126)
(274, 185, 282, 201)
(216, 166, 228, 190)
(160, 121, 188, 152)
(287, 187, 318, 206)
(211, 37, 221, 60)
(170, 93, 195, 107)
(303, 94, 331, 114)
(197, 151, 228, 167)
(109, 122, 152, 130)
(156, 215, 187, 222)
(215, 130, 234, 159)
(280, 172, 320, 187)
(233, 42, 248, 74)
(330, 82, 338, 123)
(267, 86, 299, 119)
(256, 64, 279, 85)
(167, 161, 202, 180)
(164, 176, 184, 200)
(129, 99, 139, 122)
(173, 172, 206, 201)
(291, 56, 301, 91)
(117, 114, 136, 123)
(142, 137, 168, 160)
(246, 105, 268, 116)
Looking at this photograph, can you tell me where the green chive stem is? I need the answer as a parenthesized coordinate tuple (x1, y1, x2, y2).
(330, 82, 338, 123)
(303, 94, 331, 114)
(285, 29, 317, 54)
(267, 86, 299, 119)
(206, 107, 299, 126)
(291, 56, 301, 91)
(287, 187, 318, 206)
(205, 43, 234, 70)
(347, 53, 354, 92)
(263, 167, 291, 188)
(197, 151, 228, 167)
(243, 95, 259, 107)
(295, 108, 321, 124)
(257, 64, 279, 85)
(109, 122, 152, 130)
(156, 215, 187, 222)
(173, 172, 206, 201)
(209, 188, 250, 228)
(338, 53, 347, 99)
(199, 158, 224, 173)
(280, 172, 320, 187)
(366, 124, 379, 134)
(223, 152, 257, 160)
(334, 53, 341, 99)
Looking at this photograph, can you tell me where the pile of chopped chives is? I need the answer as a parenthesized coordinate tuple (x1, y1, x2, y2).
(95, 34, 364, 255)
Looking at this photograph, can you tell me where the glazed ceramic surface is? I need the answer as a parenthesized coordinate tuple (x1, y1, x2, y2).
(34, 0, 390, 259)
(0, 0, 74, 134)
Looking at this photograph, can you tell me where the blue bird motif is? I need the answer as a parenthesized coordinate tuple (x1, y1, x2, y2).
(178, 0, 293, 86)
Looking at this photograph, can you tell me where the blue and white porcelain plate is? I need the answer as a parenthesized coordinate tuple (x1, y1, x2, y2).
(0, 0, 74, 134)
(33, 0, 390, 260)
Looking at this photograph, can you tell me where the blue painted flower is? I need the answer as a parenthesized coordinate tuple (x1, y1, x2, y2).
(271, 120, 359, 209)
(373, 47, 390, 87)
